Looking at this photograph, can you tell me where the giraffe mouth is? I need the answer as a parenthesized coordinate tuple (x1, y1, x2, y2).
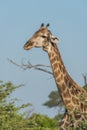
(23, 41, 34, 50)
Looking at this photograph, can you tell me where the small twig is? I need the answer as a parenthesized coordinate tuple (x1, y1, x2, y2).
(8, 58, 53, 75)
(8, 59, 26, 69)
(82, 73, 87, 85)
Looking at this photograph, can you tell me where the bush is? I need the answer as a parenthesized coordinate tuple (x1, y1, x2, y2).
(27, 113, 58, 128)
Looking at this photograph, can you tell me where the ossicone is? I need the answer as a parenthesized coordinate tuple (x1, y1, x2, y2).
(46, 23, 50, 28)
(41, 23, 44, 28)
(40, 23, 50, 29)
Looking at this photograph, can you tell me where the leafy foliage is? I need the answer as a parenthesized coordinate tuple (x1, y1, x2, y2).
(0, 81, 30, 130)
(43, 90, 63, 108)
(0, 80, 58, 130)
(27, 113, 58, 128)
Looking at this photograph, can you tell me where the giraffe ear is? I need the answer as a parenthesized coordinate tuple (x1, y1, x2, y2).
(51, 36, 59, 44)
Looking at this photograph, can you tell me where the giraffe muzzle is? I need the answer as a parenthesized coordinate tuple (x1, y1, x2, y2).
(23, 41, 34, 50)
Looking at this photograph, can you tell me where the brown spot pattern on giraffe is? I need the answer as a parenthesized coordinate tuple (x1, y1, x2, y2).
(72, 96, 79, 105)
(51, 57, 56, 64)
(63, 88, 71, 98)
(61, 82, 66, 91)
(53, 63, 58, 70)
(64, 99, 70, 104)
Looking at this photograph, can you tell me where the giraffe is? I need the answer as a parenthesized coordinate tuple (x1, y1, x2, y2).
(23, 24, 87, 129)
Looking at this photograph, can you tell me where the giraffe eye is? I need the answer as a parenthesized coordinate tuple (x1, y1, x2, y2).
(41, 35, 47, 38)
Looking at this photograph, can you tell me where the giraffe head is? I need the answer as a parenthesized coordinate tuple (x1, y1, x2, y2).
(23, 24, 59, 52)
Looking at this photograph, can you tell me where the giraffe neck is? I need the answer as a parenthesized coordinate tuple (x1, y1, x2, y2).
(47, 43, 86, 110)
(48, 44, 77, 91)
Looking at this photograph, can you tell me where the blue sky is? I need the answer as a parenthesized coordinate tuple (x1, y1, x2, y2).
(0, 0, 87, 117)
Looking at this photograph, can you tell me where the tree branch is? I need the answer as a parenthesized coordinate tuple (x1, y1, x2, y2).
(8, 58, 53, 75)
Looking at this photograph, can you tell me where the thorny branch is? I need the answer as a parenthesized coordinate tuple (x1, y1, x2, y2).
(8, 58, 53, 75)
